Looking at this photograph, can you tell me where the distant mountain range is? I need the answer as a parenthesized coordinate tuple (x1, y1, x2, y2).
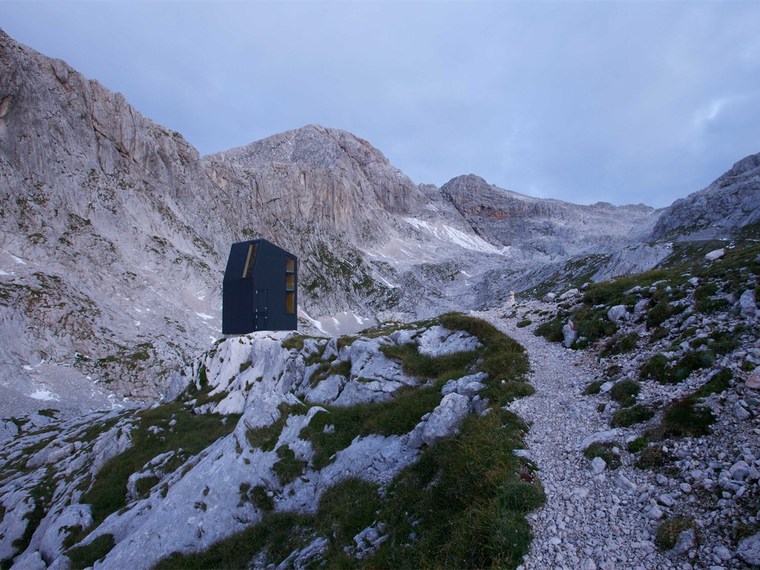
(1, 28, 758, 412)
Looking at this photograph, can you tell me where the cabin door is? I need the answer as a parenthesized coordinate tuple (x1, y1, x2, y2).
(253, 288, 268, 330)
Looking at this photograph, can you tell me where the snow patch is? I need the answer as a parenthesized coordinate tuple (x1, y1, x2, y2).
(11, 254, 26, 265)
(195, 312, 214, 320)
(29, 389, 60, 401)
(403, 218, 510, 256)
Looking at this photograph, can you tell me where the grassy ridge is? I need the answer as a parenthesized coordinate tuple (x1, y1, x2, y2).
(156, 313, 541, 569)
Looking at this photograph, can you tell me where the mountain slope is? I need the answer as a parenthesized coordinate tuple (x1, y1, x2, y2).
(652, 151, 760, 239)
(0, 27, 681, 411)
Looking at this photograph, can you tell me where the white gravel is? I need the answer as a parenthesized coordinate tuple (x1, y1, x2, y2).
(477, 307, 681, 570)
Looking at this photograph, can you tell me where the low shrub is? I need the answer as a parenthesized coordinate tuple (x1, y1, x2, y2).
(655, 517, 696, 551)
(601, 333, 639, 357)
(583, 380, 605, 395)
(659, 396, 715, 438)
(694, 368, 732, 398)
(516, 319, 532, 328)
(639, 354, 670, 383)
(534, 315, 565, 343)
(626, 437, 649, 453)
(611, 404, 654, 427)
(635, 445, 672, 469)
(273, 445, 306, 485)
(609, 380, 640, 408)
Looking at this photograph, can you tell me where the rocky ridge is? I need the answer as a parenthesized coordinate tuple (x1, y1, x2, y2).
(0, 315, 541, 569)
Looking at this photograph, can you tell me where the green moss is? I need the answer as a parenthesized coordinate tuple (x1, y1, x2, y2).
(611, 404, 654, 427)
(67, 534, 115, 569)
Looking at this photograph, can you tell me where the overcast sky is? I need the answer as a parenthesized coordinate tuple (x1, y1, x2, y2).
(3, 1, 759, 207)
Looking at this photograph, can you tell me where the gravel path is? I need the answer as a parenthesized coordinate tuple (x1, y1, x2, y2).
(476, 307, 684, 570)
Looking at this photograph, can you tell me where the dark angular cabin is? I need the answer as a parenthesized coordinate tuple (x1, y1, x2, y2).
(222, 239, 297, 334)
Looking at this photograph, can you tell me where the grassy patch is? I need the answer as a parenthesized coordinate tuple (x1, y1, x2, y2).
(627, 437, 649, 453)
(67, 534, 115, 569)
(584, 442, 621, 469)
(601, 332, 639, 357)
(640, 354, 671, 383)
(611, 404, 654, 427)
(609, 380, 640, 408)
(516, 319, 532, 328)
(694, 368, 732, 398)
(657, 396, 715, 439)
(301, 385, 444, 469)
(635, 445, 672, 469)
(245, 402, 306, 452)
(583, 380, 605, 395)
(370, 408, 542, 569)
(380, 343, 478, 383)
(655, 517, 696, 551)
(81, 404, 239, 526)
(534, 315, 565, 343)
(273, 445, 306, 485)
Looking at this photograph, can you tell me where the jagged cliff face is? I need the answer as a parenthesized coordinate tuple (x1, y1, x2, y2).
(442, 174, 660, 259)
(652, 152, 760, 239)
(0, 28, 680, 408)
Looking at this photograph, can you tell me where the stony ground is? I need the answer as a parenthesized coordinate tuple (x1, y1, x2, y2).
(477, 306, 739, 570)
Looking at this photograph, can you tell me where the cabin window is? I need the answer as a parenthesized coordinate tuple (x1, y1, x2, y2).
(285, 257, 296, 314)
(242, 243, 257, 278)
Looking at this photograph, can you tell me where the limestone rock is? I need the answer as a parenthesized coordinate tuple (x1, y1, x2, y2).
(607, 305, 628, 323)
(737, 532, 760, 566)
(705, 248, 726, 261)
(739, 289, 757, 318)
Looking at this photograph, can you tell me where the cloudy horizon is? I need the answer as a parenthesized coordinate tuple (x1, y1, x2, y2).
(3, 1, 759, 208)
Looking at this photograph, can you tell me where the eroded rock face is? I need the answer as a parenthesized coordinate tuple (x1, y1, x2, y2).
(652, 152, 760, 239)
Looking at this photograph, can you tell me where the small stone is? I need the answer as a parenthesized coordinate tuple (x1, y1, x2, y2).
(737, 532, 760, 565)
(739, 289, 757, 318)
(705, 248, 725, 261)
(730, 461, 751, 481)
(657, 493, 675, 507)
(591, 456, 607, 475)
(680, 483, 692, 493)
(734, 402, 751, 420)
(644, 504, 663, 519)
(747, 369, 760, 390)
(671, 528, 697, 556)
(713, 545, 731, 561)
(656, 474, 668, 485)
(607, 305, 628, 323)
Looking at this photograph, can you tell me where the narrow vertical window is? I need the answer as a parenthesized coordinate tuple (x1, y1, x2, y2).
(285, 257, 296, 314)
(242, 243, 257, 278)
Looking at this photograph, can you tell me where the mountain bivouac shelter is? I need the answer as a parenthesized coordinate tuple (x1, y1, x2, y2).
(222, 239, 297, 334)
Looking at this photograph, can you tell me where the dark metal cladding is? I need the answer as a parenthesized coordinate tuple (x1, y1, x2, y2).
(222, 239, 298, 334)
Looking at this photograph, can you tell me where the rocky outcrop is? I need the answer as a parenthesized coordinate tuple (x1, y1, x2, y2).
(0, 317, 534, 569)
(652, 152, 760, 239)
